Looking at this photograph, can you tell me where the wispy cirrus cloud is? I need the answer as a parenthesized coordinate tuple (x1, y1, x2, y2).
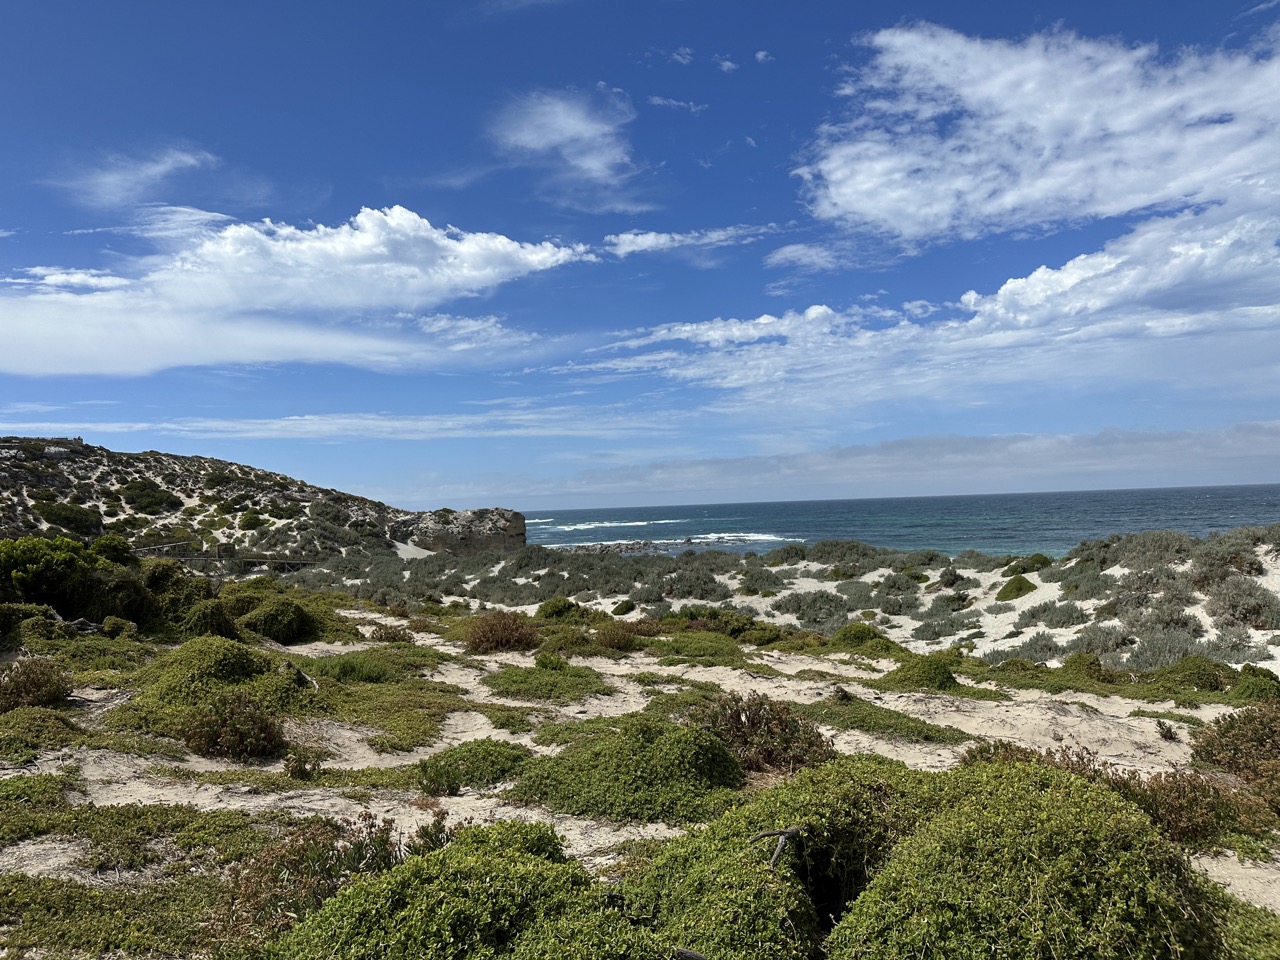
(556, 423, 1280, 502)
(605, 223, 776, 259)
(53, 147, 219, 210)
(0, 404, 674, 443)
(1, 206, 592, 375)
(763, 242, 839, 273)
(490, 87, 648, 212)
(647, 96, 708, 115)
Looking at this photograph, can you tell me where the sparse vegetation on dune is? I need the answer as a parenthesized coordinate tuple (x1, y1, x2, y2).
(4, 501, 1280, 956)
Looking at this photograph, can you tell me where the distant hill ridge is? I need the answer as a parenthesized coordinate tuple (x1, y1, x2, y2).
(0, 436, 525, 556)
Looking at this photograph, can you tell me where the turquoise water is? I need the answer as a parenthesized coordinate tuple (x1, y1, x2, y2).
(523, 484, 1280, 557)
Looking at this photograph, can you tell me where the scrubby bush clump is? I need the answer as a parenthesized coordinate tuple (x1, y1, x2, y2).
(266, 822, 668, 960)
(0, 657, 72, 713)
(106, 634, 311, 747)
(418, 738, 534, 796)
(994, 573, 1037, 602)
(179, 689, 286, 760)
(1192, 701, 1280, 813)
(825, 763, 1223, 960)
(460, 611, 540, 652)
(683, 691, 835, 773)
(510, 713, 744, 822)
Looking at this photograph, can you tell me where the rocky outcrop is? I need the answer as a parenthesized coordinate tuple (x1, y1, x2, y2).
(0, 436, 526, 556)
(388, 508, 526, 555)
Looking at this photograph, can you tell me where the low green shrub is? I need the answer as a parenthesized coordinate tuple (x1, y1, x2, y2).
(610, 598, 636, 616)
(797, 688, 972, 744)
(510, 713, 744, 822)
(418, 738, 534, 795)
(0, 706, 82, 762)
(180, 598, 239, 639)
(0, 657, 72, 713)
(1192, 702, 1280, 812)
(179, 690, 286, 760)
(481, 653, 612, 704)
(461, 610, 540, 652)
(219, 812, 422, 948)
(1001, 553, 1053, 576)
(621, 755, 937, 960)
(268, 822, 668, 960)
(994, 573, 1037, 602)
(238, 597, 316, 645)
(826, 763, 1224, 960)
(683, 691, 835, 772)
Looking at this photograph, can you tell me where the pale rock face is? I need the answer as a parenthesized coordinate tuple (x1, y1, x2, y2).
(390, 508, 526, 555)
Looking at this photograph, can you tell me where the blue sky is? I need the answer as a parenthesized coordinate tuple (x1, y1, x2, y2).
(3, 1, 1280, 510)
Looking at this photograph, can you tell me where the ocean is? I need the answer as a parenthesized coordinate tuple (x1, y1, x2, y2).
(523, 484, 1280, 558)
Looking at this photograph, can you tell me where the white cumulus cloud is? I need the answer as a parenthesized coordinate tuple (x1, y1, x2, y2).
(0, 206, 591, 375)
(797, 24, 1280, 243)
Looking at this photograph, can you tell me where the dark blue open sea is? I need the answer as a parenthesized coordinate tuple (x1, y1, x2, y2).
(523, 485, 1280, 558)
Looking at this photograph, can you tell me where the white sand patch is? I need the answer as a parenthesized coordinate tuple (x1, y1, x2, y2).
(1196, 853, 1280, 913)
(393, 540, 434, 560)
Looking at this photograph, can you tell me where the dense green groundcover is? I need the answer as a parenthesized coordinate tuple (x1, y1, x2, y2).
(272, 758, 1241, 960)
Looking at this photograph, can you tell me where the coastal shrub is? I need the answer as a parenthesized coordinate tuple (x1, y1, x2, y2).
(1001, 553, 1053, 577)
(873, 654, 962, 693)
(0, 657, 72, 713)
(763, 544, 807, 566)
(461, 610, 540, 652)
(265, 822, 667, 960)
(1125, 632, 1212, 671)
(179, 689, 286, 760)
(480, 653, 612, 704)
(1231, 663, 1280, 703)
(1015, 600, 1089, 630)
(610, 598, 636, 616)
(830, 621, 910, 659)
(1065, 623, 1134, 656)
(771, 590, 850, 626)
(621, 755, 935, 960)
(738, 565, 788, 596)
(0, 603, 57, 648)
(954, 549, 1011, 573)
(661, 567, 732, 602)
(797, 688, 972, 744)
(107, 634, 309, 741)
(834, 579, 875, 607)
(418, 738, 534, 795)
(33, 499, 103, 537)
(682, 691, 835, 773)
(921, 591, 973, 618)
(994, 573, 1037, 602)
(238, 597, 316, 645)
(510, 713, 744, 822)
(911, 613, 977, 643)
(0, 706, 82, 763)
(982, 630, 1063, 665)
(1205, 576, 1280, 631)
(1043, 562, 1117, 601)
(825, 763, 1224, 960)
(1192, 702, 1280, 811)
(535, 596, 580, 620)
(179, 598, 238, 639)
(219, 813, 417, 947)
(960, 741, 1278, 850)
